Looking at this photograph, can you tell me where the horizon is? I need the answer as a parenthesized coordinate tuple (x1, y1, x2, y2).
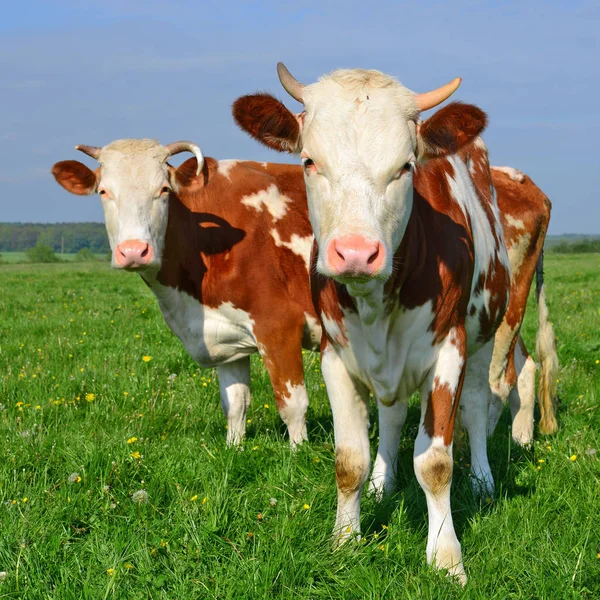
(1, 1, 598, 234)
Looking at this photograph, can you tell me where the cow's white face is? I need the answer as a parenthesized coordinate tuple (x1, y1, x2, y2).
(97, 140, 171, 270)
(53, 139, 203, 272)
(300, 72, 419, 283)
(233, 66, 485, 289)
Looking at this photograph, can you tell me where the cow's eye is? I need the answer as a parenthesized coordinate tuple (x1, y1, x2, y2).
(390, 162, 412, 183)
(302, 157, 317, 174)
(160, 186, 170, 195)
(99, 189, 107, 196)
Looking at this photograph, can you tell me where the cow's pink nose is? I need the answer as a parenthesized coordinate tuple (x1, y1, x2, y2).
(114, 240, 153, 268)
(326, 235, 385, 277)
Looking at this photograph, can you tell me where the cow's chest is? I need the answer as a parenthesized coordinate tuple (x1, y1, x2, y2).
(148, 281, 257, 367)
(328, 302, 439, 404)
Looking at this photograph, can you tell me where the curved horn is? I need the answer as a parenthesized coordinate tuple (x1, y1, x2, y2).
(165, 141, 204, 176)
(415, 77, 462, 112)
(277, 62, 305, 103)
(75, 145, 101, 160)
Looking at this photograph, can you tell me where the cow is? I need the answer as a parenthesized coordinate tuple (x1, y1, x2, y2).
(232, 63, 557, 583)
(50, 142, 557, 460)
(51, 140, 322, 448)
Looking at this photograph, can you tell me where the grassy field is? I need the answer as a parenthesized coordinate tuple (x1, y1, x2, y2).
(0, 255, 598, 599)
(0, 252, 107, 264)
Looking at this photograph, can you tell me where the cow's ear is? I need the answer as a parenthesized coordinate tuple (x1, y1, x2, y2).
(52, 160, 98, 195)
(169, 157, 204, 191)
(232, 93, 301, 153)
(417, 102, 488, 160)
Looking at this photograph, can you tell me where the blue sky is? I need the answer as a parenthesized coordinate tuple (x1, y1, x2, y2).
(1, 0, 597, 234)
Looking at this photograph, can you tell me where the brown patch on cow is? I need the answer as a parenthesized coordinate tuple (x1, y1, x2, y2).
(52, 160, 98, 195)
(423, 365, 465, 445)
(419, 102, 488, 159)
(420, 446, 453, 494)
(232, 93, 301, 153)
(335, 447, 368, 494)
(154, 157, 319, 412)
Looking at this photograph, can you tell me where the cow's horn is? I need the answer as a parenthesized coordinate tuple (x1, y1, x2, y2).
(415, 77, 462, 111)
(165, 141, 204, 175)
(277, 62, 305, 103)
(76, 145, 101, 160)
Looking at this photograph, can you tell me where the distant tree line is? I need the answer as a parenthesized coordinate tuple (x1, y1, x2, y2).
(549, 239, 600, 254)
(0, 223, 109, 253)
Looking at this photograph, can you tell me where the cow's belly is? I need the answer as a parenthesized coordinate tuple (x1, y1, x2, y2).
(150, 282, 257, 367)
(325, 302, 439, 404)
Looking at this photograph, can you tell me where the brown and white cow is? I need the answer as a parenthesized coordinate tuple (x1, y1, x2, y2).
(51, 139, 321, 448)
(232, 64, 556, 582)
(50, 142, 557, 459)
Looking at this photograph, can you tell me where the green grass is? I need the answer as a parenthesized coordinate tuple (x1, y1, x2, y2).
(0, 252, 106, 264)
(0, 255, 598, 599)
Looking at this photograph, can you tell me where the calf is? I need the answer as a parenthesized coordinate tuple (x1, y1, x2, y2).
(233, 64, 557, 582)
(52, 140, 321, 447)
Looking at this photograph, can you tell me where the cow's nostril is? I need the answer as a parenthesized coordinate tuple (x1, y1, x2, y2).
(367, 245, 379, 265)
(141, 246, 149, 258)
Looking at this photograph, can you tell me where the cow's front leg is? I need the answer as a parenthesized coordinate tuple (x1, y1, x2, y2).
(416, 330, 466, 584)
(321, 345, 370, 542)
(368, 399, 408, 500)
(258, 326, 309, 448)
(217, 357, 251, 446)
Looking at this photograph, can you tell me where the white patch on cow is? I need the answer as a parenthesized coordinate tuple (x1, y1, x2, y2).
(147, 280, 257, 367)
(507, 231, 532, 280)
(430, 328, 464, 393)
(339, 298, 438, 404)
(492, 165, 525, 182)
(279, 382, 309, 448)
(474, 136, 487, 150)
(446, 154, 500, 292)
(217, 159, 240, 179)
(270, 228, 313, 271)
(303, 312, 322, 351)
(505, 214, 525, 230)
(261, 162, 268, 168)
(241, 184, 291, 221)
(321, 312, 346, 347)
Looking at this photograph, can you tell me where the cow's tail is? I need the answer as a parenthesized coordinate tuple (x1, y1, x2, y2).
(535, 250, 559, 434)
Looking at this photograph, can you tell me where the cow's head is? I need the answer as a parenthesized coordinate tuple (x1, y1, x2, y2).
(233, 64, 487, 286)
(52, 139, 203, 271)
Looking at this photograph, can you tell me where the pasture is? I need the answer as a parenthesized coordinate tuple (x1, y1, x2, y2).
(0, 254, 598, 599)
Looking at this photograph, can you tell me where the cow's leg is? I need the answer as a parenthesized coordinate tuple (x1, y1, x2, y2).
(416, 331, 466, 584)
(460, 340, 495, 497)
(217, 357, 251, 446)
(258, 330, 309, 448)
(508, 338, 536, 445)
(368, 399, 408, 500)
(322, 345, 370, 542)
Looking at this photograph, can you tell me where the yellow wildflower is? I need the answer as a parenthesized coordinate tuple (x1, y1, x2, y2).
(106, 568, 115, 576)
(190, 495, 198, 501)
(303, 504, 310, 510)
(127, 437, 138, 444)
(130, 451, 141, 459)
(124, 563, 134, 570)
(570, 454, 577, 461)
(142, 356, 152, 362)
(86, 393, 95, 401)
